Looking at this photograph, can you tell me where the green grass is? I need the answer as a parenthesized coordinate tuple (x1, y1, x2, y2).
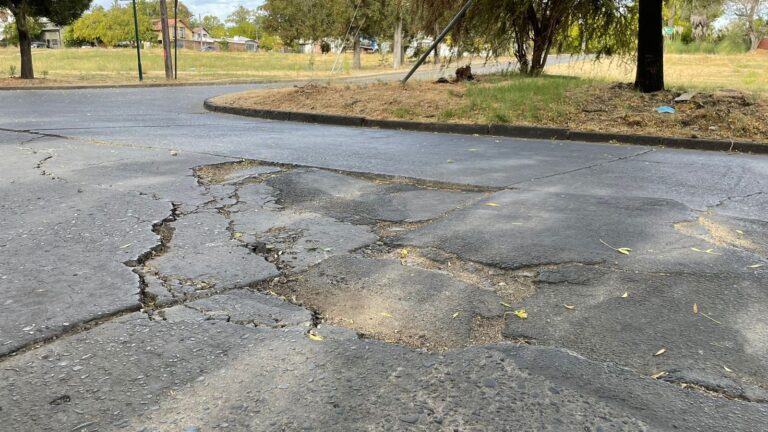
(0, 47, 398, 83)
(440, 74, 594, 123)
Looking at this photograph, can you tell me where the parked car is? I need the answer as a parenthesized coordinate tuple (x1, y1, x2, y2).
(31, 42, 47, 48)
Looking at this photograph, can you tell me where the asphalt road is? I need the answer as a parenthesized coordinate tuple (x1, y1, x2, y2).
(1, 80, 767, 431)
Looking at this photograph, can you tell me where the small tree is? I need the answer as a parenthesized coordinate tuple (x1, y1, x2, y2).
(0, 0, 92, 78)
(415, 0, 636, 76)
(728, 0, 768, 50)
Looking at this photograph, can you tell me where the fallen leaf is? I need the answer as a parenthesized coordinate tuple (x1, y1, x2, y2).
(736, 230, 744, 236)
(513, 309, 528, 319)
(452, 312, 460, 319)
(748, 264, 764, 269)
(691, 247, 721, 255)
(621, 292, 629, 298)
(485, 203, 500, 207)
(616, 247, 633, 255)
(724, 365, 733, 372)
(654, 348, 667, 356)
(322, 248, 333, 252)
(119, 243, 132, 249)
(563, 304, 575, 310)
(446, 160, 455, 164)
(233, 232, 243, 240)
(500, 302, 513, 308)
(651, 371, 668, 379)
(399, 249, 409, 259)
(381, 312, 393, 318)
(467, 148, 478, 152)
(308, 333, 324, 342)
(693, 303, 699, 314)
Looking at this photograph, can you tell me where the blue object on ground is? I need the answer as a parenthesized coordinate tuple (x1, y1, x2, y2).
(655, 106, 676, 114)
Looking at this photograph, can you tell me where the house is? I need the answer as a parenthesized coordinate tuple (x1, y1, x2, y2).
(192, 26, 217, 51)
(192, 27, 210, 41)
(38, 18, 63, 48)
(224, 36, 258, 52)
(152, 19, 192, 48)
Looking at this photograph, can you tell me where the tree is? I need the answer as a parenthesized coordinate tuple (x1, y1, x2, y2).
(226, 5, 259, 39)
(416, 0, 636, 76)
(728, 0, 768, 50)
(200, 14, 226, 38)
(3, 15, 41, 45)
(0, 0, 92, 78)
(635, 0, 664, 92)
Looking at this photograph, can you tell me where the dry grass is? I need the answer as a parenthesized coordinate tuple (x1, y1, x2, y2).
(212, 67, 768, 143)
(0, 47, 403, 85)
(546, 53, 768, 94)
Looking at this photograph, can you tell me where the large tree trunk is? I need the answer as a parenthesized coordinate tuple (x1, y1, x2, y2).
(159, 0, 174, 80)
(393, 18, 403, 69)
(16, 14, 34, 79)
(635, 0, 664, 93)
(352, 32, 362, 69)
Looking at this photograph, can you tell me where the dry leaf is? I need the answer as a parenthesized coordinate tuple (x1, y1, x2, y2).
(691, 247, 721, 255)
(381, 312, 393, 318)
(724, 365, 733, 372)
(736, 230, 744, 236)
(513, 309, 528, 319)
(654, 348, 667, 356)
(399, 249, 409, 259)
(308, 333, 324, 342)
(119, 243, 132, 249)
(651, 371, 668, 379)
(621, 292, 629, 298)
(485, 203, 500, 207)
(452, 312, 460, 319)
(616, 247, 632, 255)
(693, 303, 699, 314)
(748, 264, 764, 269)
(233, 232, 243, 240)
(563, 304, 575, 310)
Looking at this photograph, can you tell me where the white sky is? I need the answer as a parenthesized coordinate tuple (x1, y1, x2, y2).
(93, 0, 264, 20)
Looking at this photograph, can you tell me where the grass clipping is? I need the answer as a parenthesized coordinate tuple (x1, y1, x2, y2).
(212, 76, 768, 143)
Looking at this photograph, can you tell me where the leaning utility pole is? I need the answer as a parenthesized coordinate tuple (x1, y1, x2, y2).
(159, 0, 174, 80)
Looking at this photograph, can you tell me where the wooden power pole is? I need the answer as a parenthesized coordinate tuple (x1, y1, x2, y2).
(159, 0, 174, 80)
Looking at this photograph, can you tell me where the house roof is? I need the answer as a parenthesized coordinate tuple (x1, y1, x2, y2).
(192, 27, 209, 34)
(151, 19, 189, 32)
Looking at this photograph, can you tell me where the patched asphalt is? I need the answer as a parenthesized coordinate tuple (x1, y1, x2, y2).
(1, 86, 768, 430)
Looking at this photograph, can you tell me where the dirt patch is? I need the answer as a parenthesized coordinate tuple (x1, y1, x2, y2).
(212, 79, 768, 143)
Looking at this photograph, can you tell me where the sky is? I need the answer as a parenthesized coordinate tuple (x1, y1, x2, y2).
(93, 0, 264, 20)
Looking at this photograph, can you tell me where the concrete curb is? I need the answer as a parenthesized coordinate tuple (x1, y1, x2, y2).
(203, 99, 768, 154)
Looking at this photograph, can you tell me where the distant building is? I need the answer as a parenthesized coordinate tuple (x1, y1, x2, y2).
(225, 36, 258, 52)
(152, 19, 192, 48)
(39, 18, 63, 48)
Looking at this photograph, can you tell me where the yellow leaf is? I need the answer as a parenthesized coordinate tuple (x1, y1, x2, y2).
(651, 371, 668, 379)
(513, 309, 528, 319)
(308, 333, 324, 342)
(748, 264, 764, 269)
(654, 348, 667, 356)
(724, 365, 733, 372)
(485, 203, 500, 207)
(563, 304, 575, 310)
(446, 160, 455, 164)
(381, 312, 393, 318)
(500, 302, 513, 308)
(693, 303, 699, 314)
(616, 247, 632, 255)
(233, 232, 243, 240)
(399, 249, 409, 258)
(621, 292, 629, 298)
(452, 312, 460, 319)
(691, 247, 720, 255)
(736, 230, 744, 236)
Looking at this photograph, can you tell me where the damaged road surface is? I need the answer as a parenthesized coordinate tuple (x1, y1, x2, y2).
(1, 86, 768, 431)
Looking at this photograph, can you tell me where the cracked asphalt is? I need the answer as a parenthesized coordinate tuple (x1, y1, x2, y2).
(1, 84, 768, 431)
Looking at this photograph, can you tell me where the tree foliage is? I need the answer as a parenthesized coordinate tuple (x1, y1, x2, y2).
(415, 0, 636, 75)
